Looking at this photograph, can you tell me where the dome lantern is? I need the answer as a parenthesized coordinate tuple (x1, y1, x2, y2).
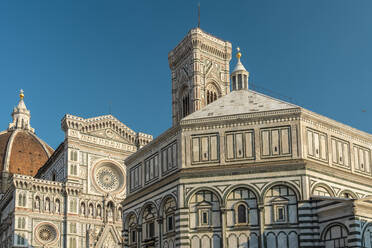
(231, 47, 249, 91)
(8, 89, 34, 133)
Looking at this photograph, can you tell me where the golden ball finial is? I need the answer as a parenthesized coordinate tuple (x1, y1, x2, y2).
(236, 47, 242, 59)
(19, 89, 24, 100)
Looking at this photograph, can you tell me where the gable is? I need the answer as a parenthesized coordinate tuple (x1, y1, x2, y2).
(95, 225, 121, 248)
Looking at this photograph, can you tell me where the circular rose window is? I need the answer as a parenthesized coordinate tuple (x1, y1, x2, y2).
(36, 223, 58, 244)
(93, 161, 125, 193)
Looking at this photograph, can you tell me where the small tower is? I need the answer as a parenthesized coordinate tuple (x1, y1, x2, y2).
(231, 47, 249, 91)
(8, 89, 34, 133)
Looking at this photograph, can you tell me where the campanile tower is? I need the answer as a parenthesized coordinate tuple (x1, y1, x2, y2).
(168, 28, 232, 125)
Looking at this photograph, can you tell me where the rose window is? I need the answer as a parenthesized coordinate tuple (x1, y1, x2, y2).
(37, 224, 57, 244)
(93, 162, 124, 192)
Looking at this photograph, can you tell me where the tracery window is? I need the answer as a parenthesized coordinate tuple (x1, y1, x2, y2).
(206, 83, 218, 105)
(70, 164, 78, 175)
(70, 222, 77, 233)
(18, 193, 26, 207)
(206, 90, 217, 104)
(70, 199, 77, 213)
(70, 150, 78, 161)
(69, 237, 77, 248)
(17, 234, 25, 245)
(17, 217, 26, 229)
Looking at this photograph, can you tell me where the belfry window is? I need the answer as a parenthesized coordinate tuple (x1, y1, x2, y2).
(206, 83, 219, 105)
(182, 93, 190, 118)
(206, 90, 217, 104)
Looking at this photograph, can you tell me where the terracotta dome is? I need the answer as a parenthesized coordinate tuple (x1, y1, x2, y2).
(0, 90, 54, 178)
(0, 130, 53, 176)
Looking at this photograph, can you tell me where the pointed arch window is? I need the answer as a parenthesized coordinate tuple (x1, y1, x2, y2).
(206, 83, 219, 105)
(18, 193, 26, 207)
(182, 93, 190, 117)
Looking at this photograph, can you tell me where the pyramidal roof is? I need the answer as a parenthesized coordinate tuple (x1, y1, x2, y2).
(183, 90, 299, 121)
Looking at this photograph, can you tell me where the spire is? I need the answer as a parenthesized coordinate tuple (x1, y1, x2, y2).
(231, 47, 249, 91)
(8, 89, 34, 133)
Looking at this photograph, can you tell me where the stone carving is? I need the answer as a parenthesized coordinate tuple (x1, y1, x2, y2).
(96, 167, 120, 191)
(36, 223, 58, 244)
(102, 232, 116, 248)
(93, 162, 124, 193)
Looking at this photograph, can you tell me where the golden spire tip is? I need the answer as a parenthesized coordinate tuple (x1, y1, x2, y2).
(19, 89, 24, 100)
(236, 47, 242, 59)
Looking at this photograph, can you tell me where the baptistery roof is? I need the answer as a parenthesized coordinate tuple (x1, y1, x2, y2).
(0, 91, 54, 176)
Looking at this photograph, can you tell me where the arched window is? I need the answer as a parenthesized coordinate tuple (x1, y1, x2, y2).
(237, 204, 247, 224)
(323, 224, 348, 248)
(127, 214, 137, 245)
(17, 217, 25, 229)
(162, 197, 176, 233)
(142, 204, 157, 241)
(206, 84, 219, 105)
(18, 193, 26, 207)
(70, 199, 77, 212)
(182, 93, 190, 118)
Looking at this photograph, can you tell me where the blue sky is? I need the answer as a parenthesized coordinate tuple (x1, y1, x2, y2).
(0, 0, 371, 148)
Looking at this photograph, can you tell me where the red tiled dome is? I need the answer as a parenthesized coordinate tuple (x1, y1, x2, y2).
(0, 130, 53, 176)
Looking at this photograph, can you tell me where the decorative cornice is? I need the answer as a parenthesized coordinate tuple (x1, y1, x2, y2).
(180, 108, 302, 129)
(300, 109, 372, 145)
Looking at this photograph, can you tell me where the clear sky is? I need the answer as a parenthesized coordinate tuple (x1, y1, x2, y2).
(0, 0, 371, 148)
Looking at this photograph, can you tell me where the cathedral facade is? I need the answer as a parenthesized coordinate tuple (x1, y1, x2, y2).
(0, 27, 372, 248)
(0, 93, 152, 247)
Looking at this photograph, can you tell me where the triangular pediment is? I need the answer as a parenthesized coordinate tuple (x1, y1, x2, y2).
(87, 128, 132, 144)
(95, 225, 121, 248)
(81, 115, 137, 145)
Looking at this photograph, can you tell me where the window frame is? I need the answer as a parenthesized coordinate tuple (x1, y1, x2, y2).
(198, 207, 211, 227)
(235, 202, 249, 225)
(273, 204, 287, 223)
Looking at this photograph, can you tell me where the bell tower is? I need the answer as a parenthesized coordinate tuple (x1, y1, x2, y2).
(168, 28, 232, 125)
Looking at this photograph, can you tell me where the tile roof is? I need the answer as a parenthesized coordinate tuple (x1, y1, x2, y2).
(183, 90, 299, 121)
